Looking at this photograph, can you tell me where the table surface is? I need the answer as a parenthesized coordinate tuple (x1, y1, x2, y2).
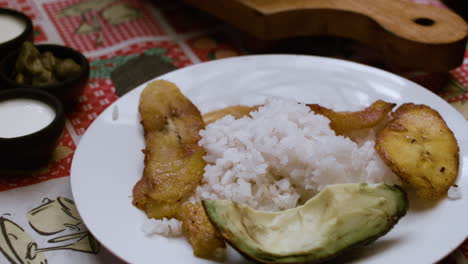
(0, 0, 467, 263)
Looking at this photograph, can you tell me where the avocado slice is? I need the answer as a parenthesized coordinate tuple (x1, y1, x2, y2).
(202, 183, 408, 264)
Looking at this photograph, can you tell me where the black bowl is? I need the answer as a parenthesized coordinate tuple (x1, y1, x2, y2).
(0, 44, 90, 111)
(0, 88, 65, 170)
(0, 8, 33, 58)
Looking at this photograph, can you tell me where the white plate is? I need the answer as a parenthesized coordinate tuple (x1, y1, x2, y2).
(71, 55, 468, 264)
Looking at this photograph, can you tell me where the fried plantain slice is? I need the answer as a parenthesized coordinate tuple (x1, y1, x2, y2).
(308, 100, 396, 135)
(132, 80, 206, 219)
(375, 103, 459, 200)
(133, 80, 225, 260)
(178, 203, 226, 260)
(203, 105, 259, 125)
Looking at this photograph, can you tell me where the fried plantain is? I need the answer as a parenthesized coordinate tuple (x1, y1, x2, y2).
(308, 100, 396, 135)
(178, 203, 226, 260)
(133, 80, 225, 260)
(132, 80, 206, 219)
(203, 105, 259, 125)
(375, 103, 459, 200)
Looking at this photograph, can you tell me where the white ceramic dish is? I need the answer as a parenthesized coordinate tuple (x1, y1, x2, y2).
(71, 55, 468, 264)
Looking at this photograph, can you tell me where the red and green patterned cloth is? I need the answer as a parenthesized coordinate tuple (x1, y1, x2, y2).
(0, 0, 466, 263)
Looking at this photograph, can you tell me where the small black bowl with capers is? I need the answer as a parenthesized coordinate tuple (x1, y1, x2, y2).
(0, 42, 89, 111)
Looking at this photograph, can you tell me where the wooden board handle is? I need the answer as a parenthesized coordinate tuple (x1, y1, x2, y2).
(185, 0, 468, 72)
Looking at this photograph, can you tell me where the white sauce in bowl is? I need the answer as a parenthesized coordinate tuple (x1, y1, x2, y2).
(0, 13, 26, 43)
(0, 99, 55, 138)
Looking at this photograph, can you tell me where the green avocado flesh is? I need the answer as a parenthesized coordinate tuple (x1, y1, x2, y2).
(202, 183, 408, 264)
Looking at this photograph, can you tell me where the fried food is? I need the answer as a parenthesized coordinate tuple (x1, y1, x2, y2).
(203, 105, 259, 125)
(133, 80, 226, 259)
(375, 103, 459, 200)
(308, 100, 396, 134)
(178, 203, 226, 260)
(132, 80, 206, 219)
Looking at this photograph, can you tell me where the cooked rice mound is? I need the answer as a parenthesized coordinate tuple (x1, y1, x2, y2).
(192, 97, 400, 211)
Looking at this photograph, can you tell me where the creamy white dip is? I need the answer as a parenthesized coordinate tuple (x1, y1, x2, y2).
(0, 13, 26, 43)
(0, 99, 55, 138)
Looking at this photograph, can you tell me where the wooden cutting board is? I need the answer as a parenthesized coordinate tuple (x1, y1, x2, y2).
(184, 0, 468, 72)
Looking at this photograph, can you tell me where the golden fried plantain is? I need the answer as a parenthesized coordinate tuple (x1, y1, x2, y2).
(133, 80, 225, 260)
(132, 80, 206, 219)
(308, 100, 396, 135)
(178, 203, 226, 260)
(375, 103, 459, 200)
(203, 105, 259, 125)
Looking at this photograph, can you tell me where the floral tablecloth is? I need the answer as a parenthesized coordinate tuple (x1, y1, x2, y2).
(0, 0, 467, 263)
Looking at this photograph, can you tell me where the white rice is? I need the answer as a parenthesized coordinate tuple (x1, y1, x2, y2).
(143, 97, 401, 235)
(191, 97, 400, 211)
(448, 185, 462, 200)
(141, 217, 182, 237)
